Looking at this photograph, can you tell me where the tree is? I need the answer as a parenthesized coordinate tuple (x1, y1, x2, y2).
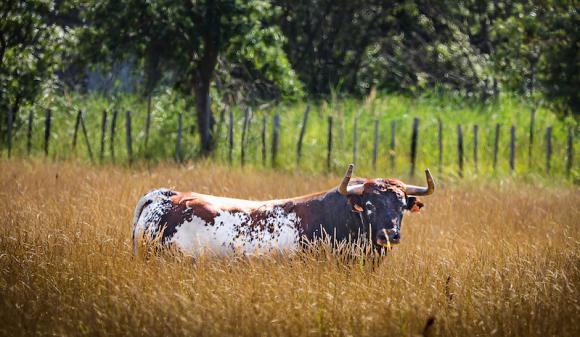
(80, 0, 300, 156)
(275, 0, 578, 114)
(0, 0, 70, 144)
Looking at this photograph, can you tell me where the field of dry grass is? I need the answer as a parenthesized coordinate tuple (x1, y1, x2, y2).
(0, 159, 579, 337)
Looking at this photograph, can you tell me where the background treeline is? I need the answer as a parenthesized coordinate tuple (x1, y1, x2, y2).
(0, 0, 578, 165)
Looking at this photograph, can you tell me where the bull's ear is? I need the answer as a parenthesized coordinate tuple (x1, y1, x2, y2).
(406, 196, 424, 213)
(352, 204, 364, 213)
(347, 196, 364, 213)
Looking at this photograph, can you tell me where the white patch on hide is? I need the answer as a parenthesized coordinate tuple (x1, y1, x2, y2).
(133, 190, 173, 243)
(170, 206, 301, 256)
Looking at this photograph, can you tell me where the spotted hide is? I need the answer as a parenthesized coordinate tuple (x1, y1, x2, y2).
(132, 165, 435, 256)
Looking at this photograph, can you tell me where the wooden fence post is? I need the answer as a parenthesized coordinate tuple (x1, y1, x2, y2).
(410, 118, 419, 177)
(241, 107, 250, 166)
(126, 110, 133, 165)
(438, 119, 443, 174)
(72, 109, 82, 148)
(372, 119, 379, 170)
(80, 112, 94, 163)
(228, 109, 234, 163)
(27, 110, 33, 155)
(175, 112, 183, 163)
(545, 126, 552, 174)
(528, 107, 535, 168)
(457, 124, 464, 178)
(271, 114, 280, 167)
(110, 109, 118, 162)
(44, 109, 51, 156)
(327, 116, 333, 171)
(7, 106, 13, 158)
(473, 124, 478, 173)
(261, 114, 267, 166)
(99, 110, 107, 162)
(296, 105, 310, 166)
(493, 123, 500, 171)
(353, 114, 359, 165)
(566, 127, 573, 177)
(390, 121, 396, 171)
(509, 125, 516, 173)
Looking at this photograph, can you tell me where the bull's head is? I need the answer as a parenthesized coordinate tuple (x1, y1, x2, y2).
(338, 164, 434, 249)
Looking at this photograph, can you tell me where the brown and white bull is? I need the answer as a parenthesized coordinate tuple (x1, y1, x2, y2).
(132, 164, 434, 256)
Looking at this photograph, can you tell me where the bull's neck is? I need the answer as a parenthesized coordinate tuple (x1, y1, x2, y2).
(271, 189, 361, 241)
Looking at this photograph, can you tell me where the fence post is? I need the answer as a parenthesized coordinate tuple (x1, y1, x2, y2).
(528, 107, 535, 169)
(7, 107, 13, 158)
(99, 110, 107, 162)
(390, 121, 396, 171)
(44, 109, 51, 157)
(473, 124, 478, 173)
(566, 127, 573, 177)
(493, 123, 500, 171)
(80, 112, 94, 163)
(437, 118, 443, 174)
(327, 116, 333, 171)
(545, 126, 552, 174)
(241, 107, 250, 166)
(175, 112, 183, 163)
(457, 124, 464, 178)
(296, 105, 310, 166)
(353, 115, 359, 165)
(126, 110, 133, 165)
(261, 114, 267, 166)
(410, 118, 419, 177)
(509, 125, 516, 173)
(72, 109, 82, 149)
(110, 109, 118, 163)
(27, 110, 33, 155)
(372, 119, 379, 170)
(271, 114, 280, 167)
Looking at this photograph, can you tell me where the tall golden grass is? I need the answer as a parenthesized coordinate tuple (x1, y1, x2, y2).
(0, 159, 579, 337)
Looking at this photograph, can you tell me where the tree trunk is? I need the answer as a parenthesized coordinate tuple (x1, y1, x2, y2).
(194, 80, 215, 156)
(192, 5, 219, 157)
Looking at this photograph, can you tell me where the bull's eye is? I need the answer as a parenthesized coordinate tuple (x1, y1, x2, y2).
(398, 198, 407, 212)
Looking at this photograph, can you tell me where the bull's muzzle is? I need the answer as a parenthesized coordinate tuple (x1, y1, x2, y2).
(377, 228, 400, 250)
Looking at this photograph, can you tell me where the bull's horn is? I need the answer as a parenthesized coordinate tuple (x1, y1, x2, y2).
(405, 169, 435, 196)
(338, 164, 354, 195)
(338, 164, 364, 195)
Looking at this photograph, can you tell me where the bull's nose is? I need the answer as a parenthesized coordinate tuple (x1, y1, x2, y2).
(376, 229, 400, 247)
(385, 228, 400, 243)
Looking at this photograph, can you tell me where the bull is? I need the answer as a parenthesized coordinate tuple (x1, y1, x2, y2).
(132, 164, 434, 256)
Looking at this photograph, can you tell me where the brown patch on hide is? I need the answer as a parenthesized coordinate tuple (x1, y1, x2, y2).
(171, 192, 219, 224)
(285, 191, 327, 203)
(363, 178, 407, 198)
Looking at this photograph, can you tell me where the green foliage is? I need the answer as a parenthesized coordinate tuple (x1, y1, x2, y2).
(77, 0, 301, 100)
(275, 0, 579, 114)
(1, 0, 578, 163)
(9, 91, 578, 182)
(492, 0, 579, 115)
(0, 0, 72, 133)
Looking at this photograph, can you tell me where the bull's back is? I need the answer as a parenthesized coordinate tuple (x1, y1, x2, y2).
(132, 189, 302, 256)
